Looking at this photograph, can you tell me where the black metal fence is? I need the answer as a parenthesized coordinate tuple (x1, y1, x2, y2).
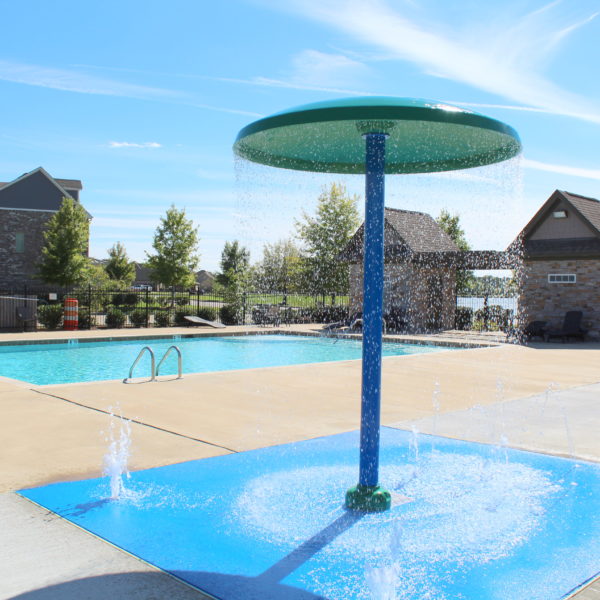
(0, 286, 350, 331)
(455, 295, 519, 331)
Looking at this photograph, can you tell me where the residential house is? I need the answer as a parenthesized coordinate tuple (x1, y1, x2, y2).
(0, 167, 90, 289)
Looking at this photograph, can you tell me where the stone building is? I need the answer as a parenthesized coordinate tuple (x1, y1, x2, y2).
(341, 208, 460, 331)
(511, 189, 600, 339)
(0, 167, 89, 289)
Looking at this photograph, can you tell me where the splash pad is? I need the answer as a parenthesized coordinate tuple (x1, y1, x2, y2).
(235, 96, 521, 511)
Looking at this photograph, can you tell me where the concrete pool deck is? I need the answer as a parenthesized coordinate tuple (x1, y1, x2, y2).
(1, 325, 599, 599)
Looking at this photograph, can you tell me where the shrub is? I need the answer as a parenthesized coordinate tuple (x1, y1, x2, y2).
(454, 306, 473, 330)
(38, 304, 63, 330)
(130, 309, 148, 328)
(175, 296, 189, 306)
(105, 308, 126, 328)
(474, 304, 511, 331)
(78, 307, 96, 329)
(154, 311, 171, 327)
(124, 293, 139, 306)
(196, 307, 217, 321)
(220, 304, 242, 325)
(174, 310, 189, 326)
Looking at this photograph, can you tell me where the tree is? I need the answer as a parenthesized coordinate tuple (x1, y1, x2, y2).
(146, 205, 200, 288)
(38, 197, 91, 286)
(217, 240, 250, 287)
(253, 238, 304, 292)
(105, 242, 135, 284)
(436, 209, 474, 294)
(295, 183, 360, 293)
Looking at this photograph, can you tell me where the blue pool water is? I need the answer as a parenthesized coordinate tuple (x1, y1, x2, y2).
(19, 428, 600, 600)
(0, 334, 449, 385)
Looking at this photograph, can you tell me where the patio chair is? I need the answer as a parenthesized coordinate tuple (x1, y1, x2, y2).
(323, 311, 361, 332)
(263, 305, 281, 327)
(16, 305, 37, 332)
(545, 311, 587, 342)
(522, 320, 547, 341)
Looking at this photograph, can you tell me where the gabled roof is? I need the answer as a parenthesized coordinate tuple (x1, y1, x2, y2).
(0, 167, 89, 216)
(514, 190, 600, 241)
(510, 190, 600, 259)
(340, 207, 459, 262)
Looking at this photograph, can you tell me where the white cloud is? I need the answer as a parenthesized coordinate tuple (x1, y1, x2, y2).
(523, 158, 600, 181)
(108, 141, 162, 149)
(289, 49, 370, 88)
(272, 0, 600, 125)
(0, 59, 177, 99)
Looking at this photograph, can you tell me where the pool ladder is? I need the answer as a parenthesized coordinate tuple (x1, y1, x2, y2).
(123, 345, 182, 383)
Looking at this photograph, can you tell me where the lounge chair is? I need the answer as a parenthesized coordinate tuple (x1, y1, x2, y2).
(323, 311, 361, 332)
(522, 320, 547, 341)
(545, 311, 587, 342)
(184, 315, 226, 328)
(16, 305, 37, 331)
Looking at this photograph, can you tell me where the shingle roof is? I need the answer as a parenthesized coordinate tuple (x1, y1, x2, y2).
(560, 191, 600, 233)
(383, 208, 459, 253)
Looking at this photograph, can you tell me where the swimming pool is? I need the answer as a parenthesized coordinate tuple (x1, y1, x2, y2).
(0, 334, 451, 386)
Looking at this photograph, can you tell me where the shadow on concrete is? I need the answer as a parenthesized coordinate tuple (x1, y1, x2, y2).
(11, 512, 364, 600)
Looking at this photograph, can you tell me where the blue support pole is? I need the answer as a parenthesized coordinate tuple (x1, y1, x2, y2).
(345, 132, 391, 512)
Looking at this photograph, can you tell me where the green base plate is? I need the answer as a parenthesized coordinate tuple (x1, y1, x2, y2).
(345, 484, 391, 512)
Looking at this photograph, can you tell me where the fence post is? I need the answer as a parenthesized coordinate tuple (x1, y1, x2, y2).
(242, 292, 247, 324)
(197, 288, 200, 317)
(483, 294, 489, 331)
(145, 288, 150, 328)
(87, 284, 92, 329)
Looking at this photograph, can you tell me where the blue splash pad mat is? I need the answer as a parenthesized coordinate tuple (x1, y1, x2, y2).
(19, 428, 600, 600)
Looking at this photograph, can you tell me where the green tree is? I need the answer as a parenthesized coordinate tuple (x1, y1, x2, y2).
(436, 209, 475, 294)
(38, 197, 91, 286)
(146, 205, 200, 288)
(295, 183, 360, 293)
(216, 240, 250, 287)
(253, 238, 304, 292)
(105, 241, 135, 284)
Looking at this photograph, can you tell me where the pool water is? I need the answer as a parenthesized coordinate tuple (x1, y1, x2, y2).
(19, 428, 600, 600)
(0, 334, 449, 385)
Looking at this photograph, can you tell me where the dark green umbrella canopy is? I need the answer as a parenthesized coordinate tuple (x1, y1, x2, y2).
(233, 96, 522, 174)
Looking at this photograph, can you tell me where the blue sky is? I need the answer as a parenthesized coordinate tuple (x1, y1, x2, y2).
(0, 0, 598, 271)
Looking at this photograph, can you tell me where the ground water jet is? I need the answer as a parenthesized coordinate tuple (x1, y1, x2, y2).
(234, 96, 521, 511)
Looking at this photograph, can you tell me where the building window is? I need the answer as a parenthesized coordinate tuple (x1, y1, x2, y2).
(548, 273, 576, 284)
(15, 232, 25, 253)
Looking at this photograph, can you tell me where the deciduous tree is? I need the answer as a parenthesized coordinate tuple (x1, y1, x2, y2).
(105, 241, 135, 284)
(146, 205, 200, 288)
(38, 197, 91, 286)
(295, 183, 360, 293)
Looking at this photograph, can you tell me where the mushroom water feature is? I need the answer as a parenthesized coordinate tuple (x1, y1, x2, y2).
(233, 96, 522, 512)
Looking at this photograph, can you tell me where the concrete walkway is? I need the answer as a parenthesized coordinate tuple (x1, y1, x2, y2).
(1, 327, 599, 599)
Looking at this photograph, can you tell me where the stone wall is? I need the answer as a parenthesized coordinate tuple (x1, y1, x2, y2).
(349, 262, 456, 331)
(0, 209, 54, 288)
(519, 259, 600, 339)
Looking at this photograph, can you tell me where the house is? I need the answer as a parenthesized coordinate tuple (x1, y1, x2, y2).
(341, 208, 461, 331)
(511, 190, 600, 339)
(0, 167, 90, 289)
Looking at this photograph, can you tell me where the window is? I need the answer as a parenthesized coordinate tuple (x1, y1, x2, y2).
(548, 273, 576, 284)
(15, 232, 25, 253)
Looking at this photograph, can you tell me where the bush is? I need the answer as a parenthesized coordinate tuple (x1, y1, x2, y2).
(175, 296, 189, 306)
(454, 306, 473, 330)
(38, 304, 63, 330)
(196, 307, 217, 321)
(124, 293, 139, 306)
(174, 310, 189, 326)
(105, 308, 126, 328)
(220, 304, 242, 325)
(154, 311, 171, 327)
(474, 304, 511, 331)
(78, 307, 95, 330)
(130, 309, 148, 327)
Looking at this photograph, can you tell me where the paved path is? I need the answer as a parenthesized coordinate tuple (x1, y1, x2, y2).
(1, 327, 599, 599)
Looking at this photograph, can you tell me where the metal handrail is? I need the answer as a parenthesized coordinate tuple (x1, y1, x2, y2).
(156, 345, 183, 379)
(123, 346, 156, 383)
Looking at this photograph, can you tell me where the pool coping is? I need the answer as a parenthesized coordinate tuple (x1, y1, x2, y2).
(0, 326, 498, 350)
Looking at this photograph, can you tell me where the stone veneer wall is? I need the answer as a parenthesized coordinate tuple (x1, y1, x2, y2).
(519, 259, 600, 339)
(0, 209, 54, 288)
(349, 262, 456, 331)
